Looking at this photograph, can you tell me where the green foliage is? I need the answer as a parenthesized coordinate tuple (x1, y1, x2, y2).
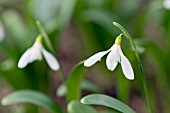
(66, 61, 86, 103)
(1, 90, 63, 113)
(1, 0, 170, 113)
(57, 79, 103, 97)
(81, 94, 135, 113)
(67, 101, 98, 113)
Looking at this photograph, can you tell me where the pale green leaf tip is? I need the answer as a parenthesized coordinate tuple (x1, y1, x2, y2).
(36, 20, 39, 23)
(80, 98, 85, 104)
(113, 22, 117, 25)
(67, 101, 73, 112)
(1, 98, 8, 105)
(36, 20, 41, 26)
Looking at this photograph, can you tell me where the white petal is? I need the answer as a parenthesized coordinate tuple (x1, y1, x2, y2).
(84, 50, 110, 67)
(119, 47, 134, 80)
(106, 44, 120, 71)
(29, 43, 43, 62)
(42, 48, 60, 71)
(163, 0, 170, 9)
(18, 48, 32, 68)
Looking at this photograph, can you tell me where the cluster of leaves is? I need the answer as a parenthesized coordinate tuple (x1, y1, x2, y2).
(0, 0, 170, 113)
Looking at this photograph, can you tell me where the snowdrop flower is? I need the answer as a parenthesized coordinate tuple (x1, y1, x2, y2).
(84, 34, 134, 80)
(18, 35, 60, 71)
(163, 0, 170, 9)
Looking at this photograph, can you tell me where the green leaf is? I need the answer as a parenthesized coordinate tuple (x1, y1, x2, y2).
(66, 61, 86, 103)
(100, 110, 121, 113)
(57, 83, 67, 97)
(117, 72, 130, 102)
(57, 79, 102, 97)
(81, 79, 103, 93)
(81, 94, 136, 113)
(67, 101, 98, 113)
(1, 90, 63, 113)
(81, 9, 115, 34)
(58, 0, 77, 30)
(2, 10, 32, 48)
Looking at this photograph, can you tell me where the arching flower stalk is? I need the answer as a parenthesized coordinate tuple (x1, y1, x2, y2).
(84, 34, 134, 80)
(18, 35, 60, 71)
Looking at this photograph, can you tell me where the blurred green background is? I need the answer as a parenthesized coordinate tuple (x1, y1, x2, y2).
(0, 0, 170, 113)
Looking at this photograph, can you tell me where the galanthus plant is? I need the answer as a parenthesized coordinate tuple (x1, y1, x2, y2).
(18, 34, 60, 71)
(1, 19, 153, 113)
(84, 34, 134, 80)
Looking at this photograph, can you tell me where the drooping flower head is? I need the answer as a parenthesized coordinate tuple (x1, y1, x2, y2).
(18, 35, 60, 71)
(84, 34, 134, 80)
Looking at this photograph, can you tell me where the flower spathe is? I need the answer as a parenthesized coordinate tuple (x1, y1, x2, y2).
(18, 35, 60, 71)
(84, 34, 134, 80)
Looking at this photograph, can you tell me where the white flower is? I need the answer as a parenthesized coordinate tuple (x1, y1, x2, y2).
(84, 34, 134, 80)
(18, 35, 60, 71)
(163, 0, 170, 9)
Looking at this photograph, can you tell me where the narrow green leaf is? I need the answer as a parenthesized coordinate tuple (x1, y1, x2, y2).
(57, 79, 102, 97)
(100, 110, 121, 113)
(1, 90, 63, 113)
(81, 79, 103, 93)
(67, 101, 98, 113)
(81, 9, 115, 34)
(58, 0, 77, 30)
(66, 61, 86, 103)
(57, 83, 67, 97)
(81, 94, 136, 113)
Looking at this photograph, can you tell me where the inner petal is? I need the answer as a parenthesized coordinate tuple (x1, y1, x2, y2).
(106, 45, 120, 71)
(29, 43, 43, 63)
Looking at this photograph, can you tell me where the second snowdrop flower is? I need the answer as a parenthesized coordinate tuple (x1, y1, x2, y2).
(84, 34, 134, 80)
(18, 35, 60, 71)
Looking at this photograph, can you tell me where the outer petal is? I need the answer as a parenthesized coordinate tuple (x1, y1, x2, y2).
(106, 44, 120, 71)
(18, 48, 32, 68)
(42, 48, 60, 71)
(84, 50, 110, 67)
(119, 46, 134, 80)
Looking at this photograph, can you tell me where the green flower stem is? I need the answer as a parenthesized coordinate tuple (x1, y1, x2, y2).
(36, 20, 65, 82)
(113, 22, 153, 113)
(36, 20, 55, 53)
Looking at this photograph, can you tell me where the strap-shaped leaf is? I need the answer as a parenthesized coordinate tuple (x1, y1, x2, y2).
(1, 90, 63, 113)
(66, 61, 86, 102)
(81, 94, 136, 113)
(100, 110, 121, 113)
(67, 101, 97, 113)
(57, 79, 102, 97)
